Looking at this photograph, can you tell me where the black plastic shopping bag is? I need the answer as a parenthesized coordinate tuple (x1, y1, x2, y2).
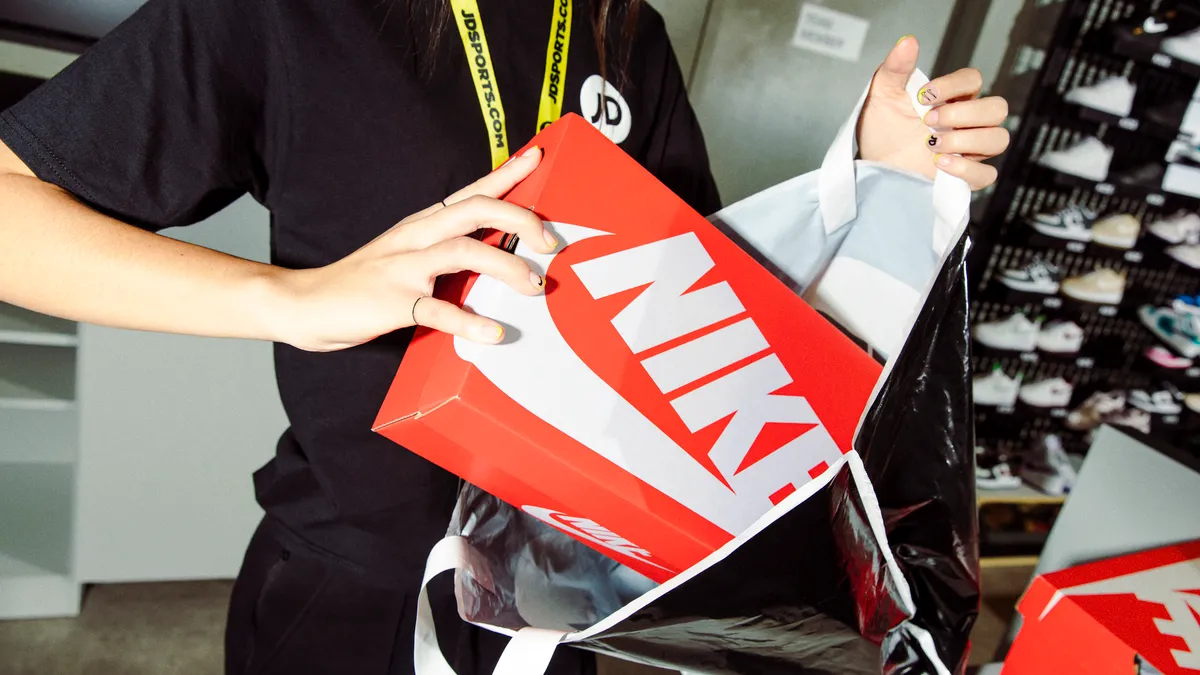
(413, 71, 979, 675)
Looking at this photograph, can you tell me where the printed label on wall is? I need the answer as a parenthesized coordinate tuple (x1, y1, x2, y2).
(790, 4, 870, 63)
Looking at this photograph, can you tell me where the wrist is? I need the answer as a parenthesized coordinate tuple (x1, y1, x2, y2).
(252, 266, 312, 346)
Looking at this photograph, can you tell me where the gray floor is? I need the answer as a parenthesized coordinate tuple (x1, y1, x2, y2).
(0, 567, 1027, 674)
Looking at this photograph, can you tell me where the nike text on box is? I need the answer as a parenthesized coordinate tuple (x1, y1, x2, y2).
(373, 114, 881, 582)
(1005, 539, 1200, 675)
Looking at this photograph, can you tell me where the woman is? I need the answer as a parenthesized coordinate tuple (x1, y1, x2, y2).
(0, 1, 1008, 673)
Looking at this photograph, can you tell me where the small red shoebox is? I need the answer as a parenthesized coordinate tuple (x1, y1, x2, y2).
(1004, 539, 1200, 675)
(373, 114, 881, 581)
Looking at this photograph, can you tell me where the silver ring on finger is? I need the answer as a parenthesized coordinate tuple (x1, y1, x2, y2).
(412, 296, 426, 326)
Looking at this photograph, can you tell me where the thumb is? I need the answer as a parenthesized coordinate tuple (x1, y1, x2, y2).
(873, 35, 920, 92)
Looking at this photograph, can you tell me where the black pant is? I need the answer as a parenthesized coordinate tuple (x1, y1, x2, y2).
(225, 519, 597, 675)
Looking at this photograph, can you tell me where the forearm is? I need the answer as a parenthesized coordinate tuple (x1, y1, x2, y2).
(0, 171, 289, 343)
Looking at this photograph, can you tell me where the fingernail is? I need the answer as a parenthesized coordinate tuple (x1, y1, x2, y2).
(923, 109, 939, 126)
(919, 86, 938, 105)
(935, 154, 953, 168)
(896, 35, 914, 46)
(927, 134, 939, 148)
(542, 228, 558, 250)
(478, 323, 504, 344)
(521, 145, 541, 158)
(530, 271, 544, 290)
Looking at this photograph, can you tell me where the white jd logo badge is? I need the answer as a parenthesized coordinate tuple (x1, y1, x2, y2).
(581, 75, 631, 144)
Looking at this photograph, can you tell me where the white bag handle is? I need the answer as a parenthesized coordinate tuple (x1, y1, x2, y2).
(415, 536, 571, 675)
(818, 68, 969, 256)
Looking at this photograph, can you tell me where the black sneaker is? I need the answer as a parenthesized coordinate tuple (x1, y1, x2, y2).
(975, 446, 1022, 490)
(1144, 99, 1189, 128)
(1001, 258, 1062, 294)
(1113, 162, 1166, 188)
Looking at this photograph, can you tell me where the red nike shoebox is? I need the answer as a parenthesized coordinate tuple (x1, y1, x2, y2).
(373, 114, 881, 581)
(1004, 539, 1200, 675)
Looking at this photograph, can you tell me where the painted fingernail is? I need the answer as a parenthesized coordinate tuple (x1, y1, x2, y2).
(923, 109, 940, 126)
(530, 271, 544, 289)
(896, 34, 914, 46)
(935, 154, 953, 168)
(927, 134, 939, 148)
(521, 145, 542, 158)
(919, 86, 939, 105)
(478, 323, 505, 344)
(542, 228, 558, 250)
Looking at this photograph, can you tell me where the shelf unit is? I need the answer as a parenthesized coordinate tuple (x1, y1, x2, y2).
(977, 485, 1068, 506)
(0, 302, 81, 618)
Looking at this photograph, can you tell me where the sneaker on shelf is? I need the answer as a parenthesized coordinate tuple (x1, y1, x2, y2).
(1061, 268, 1126, 304)
(1030, 203, 1097, 242)
(1173, 294, 1200, 316)
(1090, 213, 1141, 249)
(1148, 211, 1200, 244)
(1037, 320, 1084, 354)
(975, 446, 1023, 490)
(1037, 137, 1113, 182)
(1113, 162, 1167, 189)
(973, 312, 1041, 352)
(1186, 393, 1200, 414)
(1130, 389, 1184, 414)
(1063, 76, 1137, 117)
(1001, 258, 1062, 294)
(1145, 345, 1194, 369)
(1019, 377, 1074, 408)
(1021, 435, 1078, 496)
(1140, 305, 1200, 358)
(1066, 390, 1126, 431)
(1163, 27, 1200, 65)
(1104, 407, 1153, 434)
(973, 367, 1022, 407)
(1144, 99, 1189, 128)
(1167, 243, 1200, 269)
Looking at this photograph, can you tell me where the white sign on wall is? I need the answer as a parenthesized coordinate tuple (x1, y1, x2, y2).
(790, 3, 871, 63)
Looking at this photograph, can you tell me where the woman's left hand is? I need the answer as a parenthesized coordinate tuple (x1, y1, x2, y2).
(858, 36, 1010, 191)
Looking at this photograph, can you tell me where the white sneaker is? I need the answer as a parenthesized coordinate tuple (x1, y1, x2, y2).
(973, 367, 1022, 407)
(1037, 137, 1113, 181)
(1019, 377, 1074, 408)
(1030, 203, 1097, 241)
(1061, 268, 1126, 304)
(1001, 258, 1061, 294)
(1148, 211, 1200, 244)
(1022, 435, 1078, 495)
(1064, 76, 1137, 117)
(1037, 320, 1084, 354)
(1090, 213, 1141, 249)
(1163, 27, 1200, 65)
(1167, 243, 1200, 269)
(973, 312, 1041, 352)
(1139, 305, 1200, 359)
(1130, 389, 1183, 415)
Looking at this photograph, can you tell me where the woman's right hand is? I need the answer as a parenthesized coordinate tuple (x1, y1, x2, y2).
(274, 146, 555, 352)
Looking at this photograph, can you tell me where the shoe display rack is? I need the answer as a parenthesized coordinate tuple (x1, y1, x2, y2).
(968, 0, 1200, 566)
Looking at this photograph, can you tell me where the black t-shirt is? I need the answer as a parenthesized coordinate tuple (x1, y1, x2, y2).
(0, 0, 719, 579)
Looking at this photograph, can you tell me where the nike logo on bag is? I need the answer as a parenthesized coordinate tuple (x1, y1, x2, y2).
(453, 223, 841, 535)
(522, 506, 674, 571)
(1144, 17, 1169, 33)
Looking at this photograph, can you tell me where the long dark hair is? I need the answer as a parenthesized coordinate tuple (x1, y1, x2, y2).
(406, 0, 643, 83)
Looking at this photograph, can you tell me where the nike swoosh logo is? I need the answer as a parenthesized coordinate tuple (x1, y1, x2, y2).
(1144, 17, 1169, 33)
(452, 222, 759, 534)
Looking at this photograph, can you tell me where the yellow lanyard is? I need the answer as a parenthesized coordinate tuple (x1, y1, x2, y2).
(450, 0, 573, 169)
